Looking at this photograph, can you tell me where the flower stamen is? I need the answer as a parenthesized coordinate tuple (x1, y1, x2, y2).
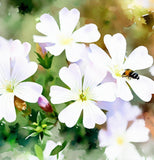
(80, 92, 87, 101)
(5, 82, 14, 93)
(116, 136, 125, 145)
(59, 34, 73, 46)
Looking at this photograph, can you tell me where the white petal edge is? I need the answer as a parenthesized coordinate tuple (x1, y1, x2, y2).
(58, 101, 83, 128)
(0, 93, 16, 122)
(59, 7, 80, 35)
(36, 13, 59, 38)
(45, 44, 64, 56)
(83, 101, 106, 129)
(43, 140, 57, 157)
(90, 82, 116, 102)
(65, 43, 85, 62)
(11, 60, 38, 83)
(116, 78, 133, 101)
(98, 129, 112, 147)
(128, 75, 154, 102)
(89, 44, 111, 69)
(33, 35, 51, 43)
(126, 119, 150, 143)
(83, 65, 107, 90)
(124, 46, 153, 70)
(50, 86, 77, 104)
(104, 33, 126, 65)
(72, 24, 100, 43)
(0, 58, 11, 83)
(14, 82, 43, 103)
(117, 143, 143, 160)
(59, 64, 82, 91)
(105, 145, 121, 160)
(107, 112, 128, 134)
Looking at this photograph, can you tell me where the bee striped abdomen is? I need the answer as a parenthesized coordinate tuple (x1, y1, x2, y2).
(122, 69, 139, 80)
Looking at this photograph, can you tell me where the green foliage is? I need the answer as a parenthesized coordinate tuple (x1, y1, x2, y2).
(24, 112, 56, 141)
(34, 144, 44, 160)
(50, 140, 67, 157)
(36, 52, 54, 69)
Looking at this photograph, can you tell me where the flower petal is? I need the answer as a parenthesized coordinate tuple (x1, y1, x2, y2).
(14, 82, 43, 103)
(104, 33, 126, 65)
(72, 24, 100, 43)
(128, 75, 154, 102)
(33, 35, 51, 43)
(58, 101, 83, 128)
(124, 46, 153, 70)
(0, 93, 16, 122)
(10, 40, 30, 59)
(45, 44, 64, 56)
(83, 101, 106, 129)
(65, 43, 85, 62)
(0, 36, 10, 56)
(43, 140, 57, 157)
(98, 129, 112, 147)
(149, 65, 154, 76)
(90, 82, 116, 101)
(116, 78, 133, 101)
(117, 143, 143, 160)
(59, 64, 82, 91)
(50, 86, 77, 104)
(11, 59, 38, 83)
(0, 58, 10, 83)
(126, 119, 150, 143)
(107, 112, 128, 134)
(119, 102, 141, 121)
(89, 44, 111, 69)
(83, 65, 106, 90)
(36, 13, 59, 38)
(98, 98, 141, 121)
(105, 145, 121, 160)
(59, 7, 80, 35)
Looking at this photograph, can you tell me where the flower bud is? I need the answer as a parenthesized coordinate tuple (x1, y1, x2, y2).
(38, 95, 53, 112)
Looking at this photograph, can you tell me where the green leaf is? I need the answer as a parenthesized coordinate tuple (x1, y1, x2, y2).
(25, 132, 38, 139)
(41, 117, 55, 125)
(37, 112, 42, 124)
(35, 52, 54, 69)
(22, 126, 34, 131)
(34, 144, 44, 160)
(43, 129, 52, 136)
(50, 141, 67, 156)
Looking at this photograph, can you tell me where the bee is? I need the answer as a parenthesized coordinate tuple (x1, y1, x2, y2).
(122, 69, 139, 80)
(142, 11, 154, 29)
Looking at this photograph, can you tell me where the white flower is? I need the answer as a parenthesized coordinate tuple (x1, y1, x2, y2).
(90, 33, 154, 102)
(33, 7, 100, 62)
(97, 98, 141, 121)
(98, 113, 150, 160)
(0, 37, 30, 61)
(29, 140, 64, 160)
(149, 65, 154, 76)
(50, 63, 116, 129)
(0, 56, 43, 122)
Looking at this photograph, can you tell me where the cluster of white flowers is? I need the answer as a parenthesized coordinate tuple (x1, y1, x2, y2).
(0, 37, 43, 122)
(33, 7, 154, 159)
(0, 7, 153, 160)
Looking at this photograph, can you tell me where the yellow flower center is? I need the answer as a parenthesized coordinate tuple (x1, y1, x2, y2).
(79, 88, 90, 102)
(59, 34, 73, 46)
(5, 82, 14, 93)
(111, 65, 124, 78)
(80, 93, 87, 101)
(116, 136, 125, 145)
